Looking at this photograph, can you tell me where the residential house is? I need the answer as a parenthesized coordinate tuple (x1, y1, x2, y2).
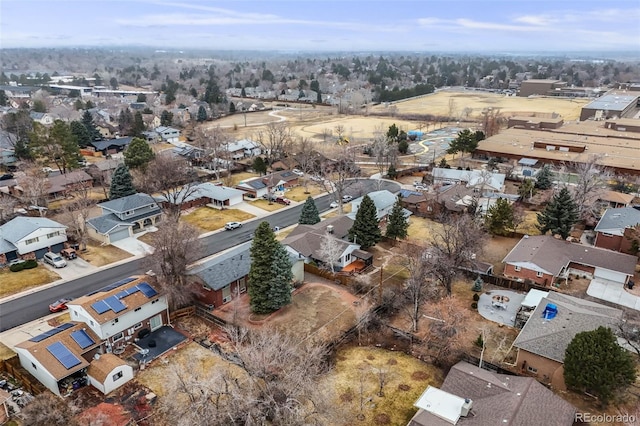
(349, 190, 411, 223)
(517, 158, 540, 177)
(502, 235, 637, 287)
(409, 361, 576, 426)
(96, 123, 118, 139)
(86, 193, 161, 244)
(66, 275, 169, 348)
(513, 292, 622, 390)
(0, 216, 67, 263)
(86, 353, 134, 395)
(431, 168, 506, 193)
(154, 182, 245, 211)
(155, 126, 180, 143)
(225, 139, 261, 160)
(29, 111, 55, 125)
(86, 158, 124, 188)
(46, 170, 94, 200)
(0, 129, 16, 166)
(235, 177, 269, 199)
(14, 322, 111, 396)
(90, 137, 133, 156)
(263, 170, 299, 192)
(282, 216, 373, 272)
(594, 207, 640, 254)
(141, 130, 160, 143)
(596, 190, 635, 209)
(189, 242, 304, 309)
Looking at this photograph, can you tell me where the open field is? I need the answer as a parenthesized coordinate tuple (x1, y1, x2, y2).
(180, 207, 255, 232)
(328, 346, 444, 426)
(370, 90, 590, 121)
(0, 266, 60, 298)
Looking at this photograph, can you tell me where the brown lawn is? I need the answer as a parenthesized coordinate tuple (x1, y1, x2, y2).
(482, 236, 520, 275)
(227, 171, 260, 187)
(285, 185, 325, 202)
(322, 203, 352, 218)
(405, 217, 443, 245)
(180, 207, 255, 232)
(81, 240, 132, 267)
(0, 266, 60, 298)
(328, 346, 444, 426)
(251, 199, 286, 212)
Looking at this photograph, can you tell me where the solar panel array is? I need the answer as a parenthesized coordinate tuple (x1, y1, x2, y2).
(90, 281, 159, 315)
(70, 329, 95, 349)
(47, 341, 82, 369)
(86, 277, 137, 296)
(29, 323, 74, 342)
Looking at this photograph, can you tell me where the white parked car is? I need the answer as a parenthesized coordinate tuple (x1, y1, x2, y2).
(330, 201, 339, 208)
(43, 252, 67, 268)
(224, 221, 242, 230)
(292, 168, 304, 176)
(342, 195, 353, 202)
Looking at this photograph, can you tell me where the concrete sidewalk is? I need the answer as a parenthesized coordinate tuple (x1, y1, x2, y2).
(234, 201, 271, 218)
(587, 279, 640, 311)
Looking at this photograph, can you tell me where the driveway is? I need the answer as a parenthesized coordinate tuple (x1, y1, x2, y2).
(587, 279, 640, 311)
(111, 237, 154, 256)
(41, 256, 99, 280)
(234, 201, 271, 218)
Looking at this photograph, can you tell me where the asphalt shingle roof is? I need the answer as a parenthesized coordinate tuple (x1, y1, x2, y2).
(513, 292, 622, 362)
(98, 193, 159, 214)
(188, 242, 252, 291)
(594, 207, 640, 235)
(0, 216, 66, 244)
(86, 213, 133, 234)
(90, 137, 133, 152)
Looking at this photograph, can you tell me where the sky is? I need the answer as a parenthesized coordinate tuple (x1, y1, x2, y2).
(1, 0, 639, 52)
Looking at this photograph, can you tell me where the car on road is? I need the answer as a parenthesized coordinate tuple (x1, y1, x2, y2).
(291, 168, 304, 176)
(225, 221, 243, 230)
(49, 298, 71, 313)
(330, 201, 339, 208)
(0, 174, 14, 181)
(414, 185, 427, 191)
(310, 175, 324, 182)
(275, 197, 291, 205)
(43, 252, 67, 268)
(342, 195, 353, 202)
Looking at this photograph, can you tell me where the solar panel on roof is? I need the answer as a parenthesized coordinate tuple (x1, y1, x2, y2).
(104, 295, 126, 313)
(91, 300, 110, 314)
(101, 277, 136, 292)
(70, 329, 95, 349)
(47, 342, 82, 369)
(137, 282, 158, 298)
(28, 323, 74, 342)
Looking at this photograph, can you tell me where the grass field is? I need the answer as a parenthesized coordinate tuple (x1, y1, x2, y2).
(370, 91, 589, 121)
(328, 346, 444, 426)
(181, 207, 255, 232)
(0, 266, 60, 298)
(284, 185, 325, 202)
(81, 240, 132, 267)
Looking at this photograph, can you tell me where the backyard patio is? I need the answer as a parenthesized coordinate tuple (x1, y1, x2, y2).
(477, 289, 525, 327)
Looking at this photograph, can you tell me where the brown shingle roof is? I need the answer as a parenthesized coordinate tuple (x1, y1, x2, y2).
(503, 235, 637, 277)
(15, 323, 101, 381)
(410, 361, 576, 426)
(46, 170, 93, 194)
(87, 353, 127, 383)
(69, 275, 162, 325)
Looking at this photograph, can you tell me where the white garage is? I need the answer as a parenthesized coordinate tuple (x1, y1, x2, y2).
(594, 267, 629, 284)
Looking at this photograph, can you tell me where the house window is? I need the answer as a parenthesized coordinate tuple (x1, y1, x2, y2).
(31, 362, 37, 370)
(202, 285, 211, 291)
(113, 371, 123, 382)
(536, 271, 543, 278)
(125, 210, 135, 216)
(239, 277, 247, 293)
(111, 318, 119, 325)
(514, 266, 521, 272)
(152, 298, 159, 304)
(527, 365, 538, 374)
(134, 307, 141, 312)
(25, 237, 39, 245)
(90, 320, 94, 326)
(134, 322, 143, 330)
(112, 332, 124, 342)
(602, 233, 613, 237)
(47, 231, 60, 239)
(344, 253, 351, 263)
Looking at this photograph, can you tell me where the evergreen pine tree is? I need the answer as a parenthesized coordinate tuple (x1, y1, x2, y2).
(81, 110, 101, 141)
(248, 222, 279, 314)
(564, 326, 636, 405)
(160, 110, 173, 127)
(252, 157, 267, 175)
(132, 111, 145, 137)
(385, 196, 409, 240)
(196, 105, 207, 122)
(349, 195, 382, 249)
(536, 187, 578, 240)
(472, 276, 483, 292)
(70, 120, 92, 148)
(109, 164, 136, 199)
(484, 197, 515, 236)
(299, 196, 321, 225)
(535, 165, 553, 189)
(124, 137, 155, 170)
(229, 102, 236, 113)
(266, 243, 293, 311)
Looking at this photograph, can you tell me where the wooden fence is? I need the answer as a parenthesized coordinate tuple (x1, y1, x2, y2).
(303, 263, 353, 286)
(169, 306, 195, 322)
(477, 273, 549, 293)
(0, 355, 46, 395)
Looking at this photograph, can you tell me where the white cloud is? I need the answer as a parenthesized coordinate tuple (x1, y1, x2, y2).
(512, 15, 555, 26)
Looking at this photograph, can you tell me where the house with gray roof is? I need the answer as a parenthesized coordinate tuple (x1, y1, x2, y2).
(432, 168, 506, 193)
(409, 361, 576, 426)
(594, 207, 640, 254)
(46, 170, 93, 199)
(225, 139, 261, 160)
(503, 235, 637, 287)
(155, 126, 180, 143)
(513, 292, 622, 390)
(0, 216, 67, 263)
(154, 182, 245, 210)
(348, 190, 411, 223)
(86, 193, 161, 244)
(29, 111, 54, 125)
(90, 137, 133, 156)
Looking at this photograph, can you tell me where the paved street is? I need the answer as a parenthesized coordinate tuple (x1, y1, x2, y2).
(0, 179, 399, 332)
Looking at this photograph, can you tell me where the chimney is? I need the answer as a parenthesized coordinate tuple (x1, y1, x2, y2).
(327, 225, 334, 234)
(461, 398, 473, 417)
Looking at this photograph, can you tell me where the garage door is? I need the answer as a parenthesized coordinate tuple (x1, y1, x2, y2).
(594, 267, 627, 284)
(109, 227, 130, 243)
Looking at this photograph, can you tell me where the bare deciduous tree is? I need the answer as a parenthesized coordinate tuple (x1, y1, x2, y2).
(0, 194, 17, 223)
(294, 137, 320, 193)
(318, 232, 344, 273)
(59, 177, 96, 250)
(21, 391, 77, 426)
(145, 220, 201, 309)
(570, 155, 609, 221)
(422, 295, 471, 367)
(18, 165, 51, 214)
(400, 247, 436, 332)
(481, 107, 504, 137)
(426, 214, 487, 294)
(193, 125, 231, 181)
(255, 121, 293, 164)
(319, 146, 359, 214)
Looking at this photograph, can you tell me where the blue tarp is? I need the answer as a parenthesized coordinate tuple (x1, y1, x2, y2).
(542, 303, 558, 320)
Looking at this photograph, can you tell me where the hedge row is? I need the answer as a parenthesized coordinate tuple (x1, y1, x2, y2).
(9, 259, 37, 272)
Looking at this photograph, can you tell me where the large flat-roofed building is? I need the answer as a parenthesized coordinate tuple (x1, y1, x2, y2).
(518, 79, 566, 97)
(474, 120, 640, 175)
(580, 92, 639, 121)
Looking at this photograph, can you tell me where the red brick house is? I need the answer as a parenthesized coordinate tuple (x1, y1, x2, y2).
(503, 235, 637, 287)
(594, 207, 640, 255)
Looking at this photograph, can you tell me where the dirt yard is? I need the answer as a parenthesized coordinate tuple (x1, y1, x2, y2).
(284, 185, 325, 202)
(327, 345, 444, 426)
(80, 240, 132, 267)
(0, 266, 60, 298)
(180, 207, 255, 232)
(212, 278, 369, 344)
